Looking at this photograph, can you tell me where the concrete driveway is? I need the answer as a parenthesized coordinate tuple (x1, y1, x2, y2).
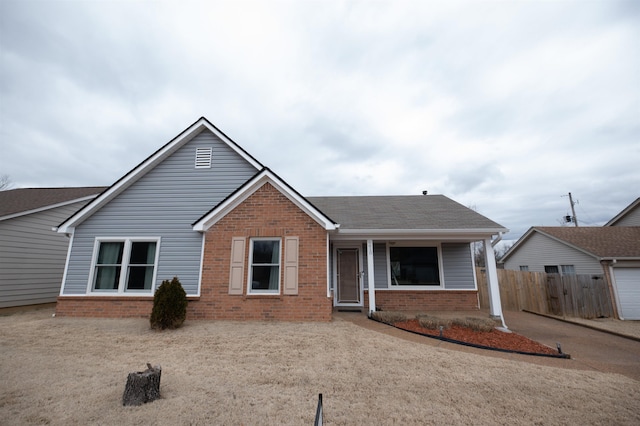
(504, 311, 640, 381)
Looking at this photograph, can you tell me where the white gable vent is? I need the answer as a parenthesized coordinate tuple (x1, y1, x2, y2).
(195, 147, 213, 168)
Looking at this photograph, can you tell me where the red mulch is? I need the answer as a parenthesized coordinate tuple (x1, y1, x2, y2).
(394, 319, 559, 355)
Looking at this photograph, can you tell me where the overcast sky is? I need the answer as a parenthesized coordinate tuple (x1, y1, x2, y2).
(1, 0, 638, 243)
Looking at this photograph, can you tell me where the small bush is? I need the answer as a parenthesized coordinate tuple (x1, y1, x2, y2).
(416, 315, 452, 330)
(452, 317, 497, 332)
(150, 277, 188, 330)
(370, 311, 408, 325)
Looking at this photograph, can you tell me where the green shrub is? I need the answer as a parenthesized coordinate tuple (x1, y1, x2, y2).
(452, 317, 497, 332)
(370, 311, 408, 325)
(150, 277, 188, 330)
(416, 315, 452, 330)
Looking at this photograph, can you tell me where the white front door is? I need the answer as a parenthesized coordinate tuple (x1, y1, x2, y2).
(336, 248, 362, 305)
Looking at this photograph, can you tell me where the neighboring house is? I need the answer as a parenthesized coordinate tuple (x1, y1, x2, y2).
(605, 197, 640, 226)
(0, 187, 106, 308)
(501, 224, 640, 320)
(55, 117, 508, 322)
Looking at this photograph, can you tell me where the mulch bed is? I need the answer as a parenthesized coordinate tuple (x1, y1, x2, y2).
(394, 319, 562, 356)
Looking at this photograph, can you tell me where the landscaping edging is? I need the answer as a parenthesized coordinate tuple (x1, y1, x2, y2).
(369, 316, 572, 359)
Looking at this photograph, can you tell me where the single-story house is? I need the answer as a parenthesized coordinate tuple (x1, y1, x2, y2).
(0, 187, 105, 308)
(501, 221, 640, 320)
(55, 117, 508, 322)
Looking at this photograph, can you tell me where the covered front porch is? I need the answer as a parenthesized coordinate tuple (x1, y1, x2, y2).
(308, 194, 508, 327)
(328, 237, 505, 327)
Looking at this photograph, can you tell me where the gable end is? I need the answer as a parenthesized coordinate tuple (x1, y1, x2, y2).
(57, 118, 263, 233)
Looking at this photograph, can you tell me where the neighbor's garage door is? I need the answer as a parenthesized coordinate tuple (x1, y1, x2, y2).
(613, 268, 640, 320)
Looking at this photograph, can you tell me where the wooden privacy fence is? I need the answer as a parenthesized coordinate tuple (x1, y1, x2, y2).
(477, 268, 614, 319)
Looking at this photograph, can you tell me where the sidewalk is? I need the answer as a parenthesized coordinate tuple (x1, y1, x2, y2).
(520, 310, 640, 342)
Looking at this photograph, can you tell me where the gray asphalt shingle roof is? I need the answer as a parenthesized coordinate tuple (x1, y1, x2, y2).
(307, 195, 506, 231)
(535, 226, 640, 258)
(0, 187, 106, 218)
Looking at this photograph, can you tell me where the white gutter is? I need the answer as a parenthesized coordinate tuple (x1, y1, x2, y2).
(491, 232, 503, 248)
(335, 228, 509, 235)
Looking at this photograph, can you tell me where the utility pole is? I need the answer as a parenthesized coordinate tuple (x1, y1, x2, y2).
(568, 192, 579, 227)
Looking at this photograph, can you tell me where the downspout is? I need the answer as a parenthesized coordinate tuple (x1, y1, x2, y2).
(326, 233, 331, 299)
(606, 259, 622, 320)
(491, 232, 503, 248)
(58, 227, 75, 297)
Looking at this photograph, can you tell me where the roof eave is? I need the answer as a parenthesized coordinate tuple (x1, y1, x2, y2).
(57, 117, 263, 233)
(331, 227, 508, 240)
(533, 228, 601, 259)
(600, 257, 640, 261)
(1, 194, 98, 223)
(604, 197, 640, 226)
(192, 169, 338, 232)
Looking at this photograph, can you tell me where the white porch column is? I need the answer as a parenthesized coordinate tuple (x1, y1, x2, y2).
(366, 239, 376, 315)
(483, 238, 507, 329)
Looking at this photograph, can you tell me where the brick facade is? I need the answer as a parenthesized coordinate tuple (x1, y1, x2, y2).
(190, 182, 332, 321)
(364, 290, 479, 312)
(56, 182, 333, 321)
(55, 182, 480, 320)
(56, 296, 154, 318)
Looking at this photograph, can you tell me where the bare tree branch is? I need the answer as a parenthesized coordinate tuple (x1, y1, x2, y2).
(0, 174, 13, 191)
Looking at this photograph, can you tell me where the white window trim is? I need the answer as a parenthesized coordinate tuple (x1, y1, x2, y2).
(86, 237, 161, 295)
(385, 242, 445, 290)
(247, 237, 282, 295)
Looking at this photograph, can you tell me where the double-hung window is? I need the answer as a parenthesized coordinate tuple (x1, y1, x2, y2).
(91, 238, 159, 293)
(248, 239, 281, 294)
(389, 246, 441, 286)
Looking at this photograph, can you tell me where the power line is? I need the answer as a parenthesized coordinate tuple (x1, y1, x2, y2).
(561, 192, 579, 226)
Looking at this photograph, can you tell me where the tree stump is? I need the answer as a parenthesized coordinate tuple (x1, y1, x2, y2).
(122, 363, 162, 406)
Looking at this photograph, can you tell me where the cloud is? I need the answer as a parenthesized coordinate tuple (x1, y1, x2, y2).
(1, 0, 638, 242)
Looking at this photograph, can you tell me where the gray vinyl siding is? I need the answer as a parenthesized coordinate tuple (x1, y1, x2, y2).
(610, 208, 640, 226)
(361, 242, 474, 290)
(441, 243, 475, 290)
(503, 232, 603, 275)
(0, 201, 88, 308)
(62, 130, 258, 296)
(373, 243, 387, 289)
(362, 243, 387, 289)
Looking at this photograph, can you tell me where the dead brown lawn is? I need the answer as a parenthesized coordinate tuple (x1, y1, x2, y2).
(1, 308, 639, 425)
